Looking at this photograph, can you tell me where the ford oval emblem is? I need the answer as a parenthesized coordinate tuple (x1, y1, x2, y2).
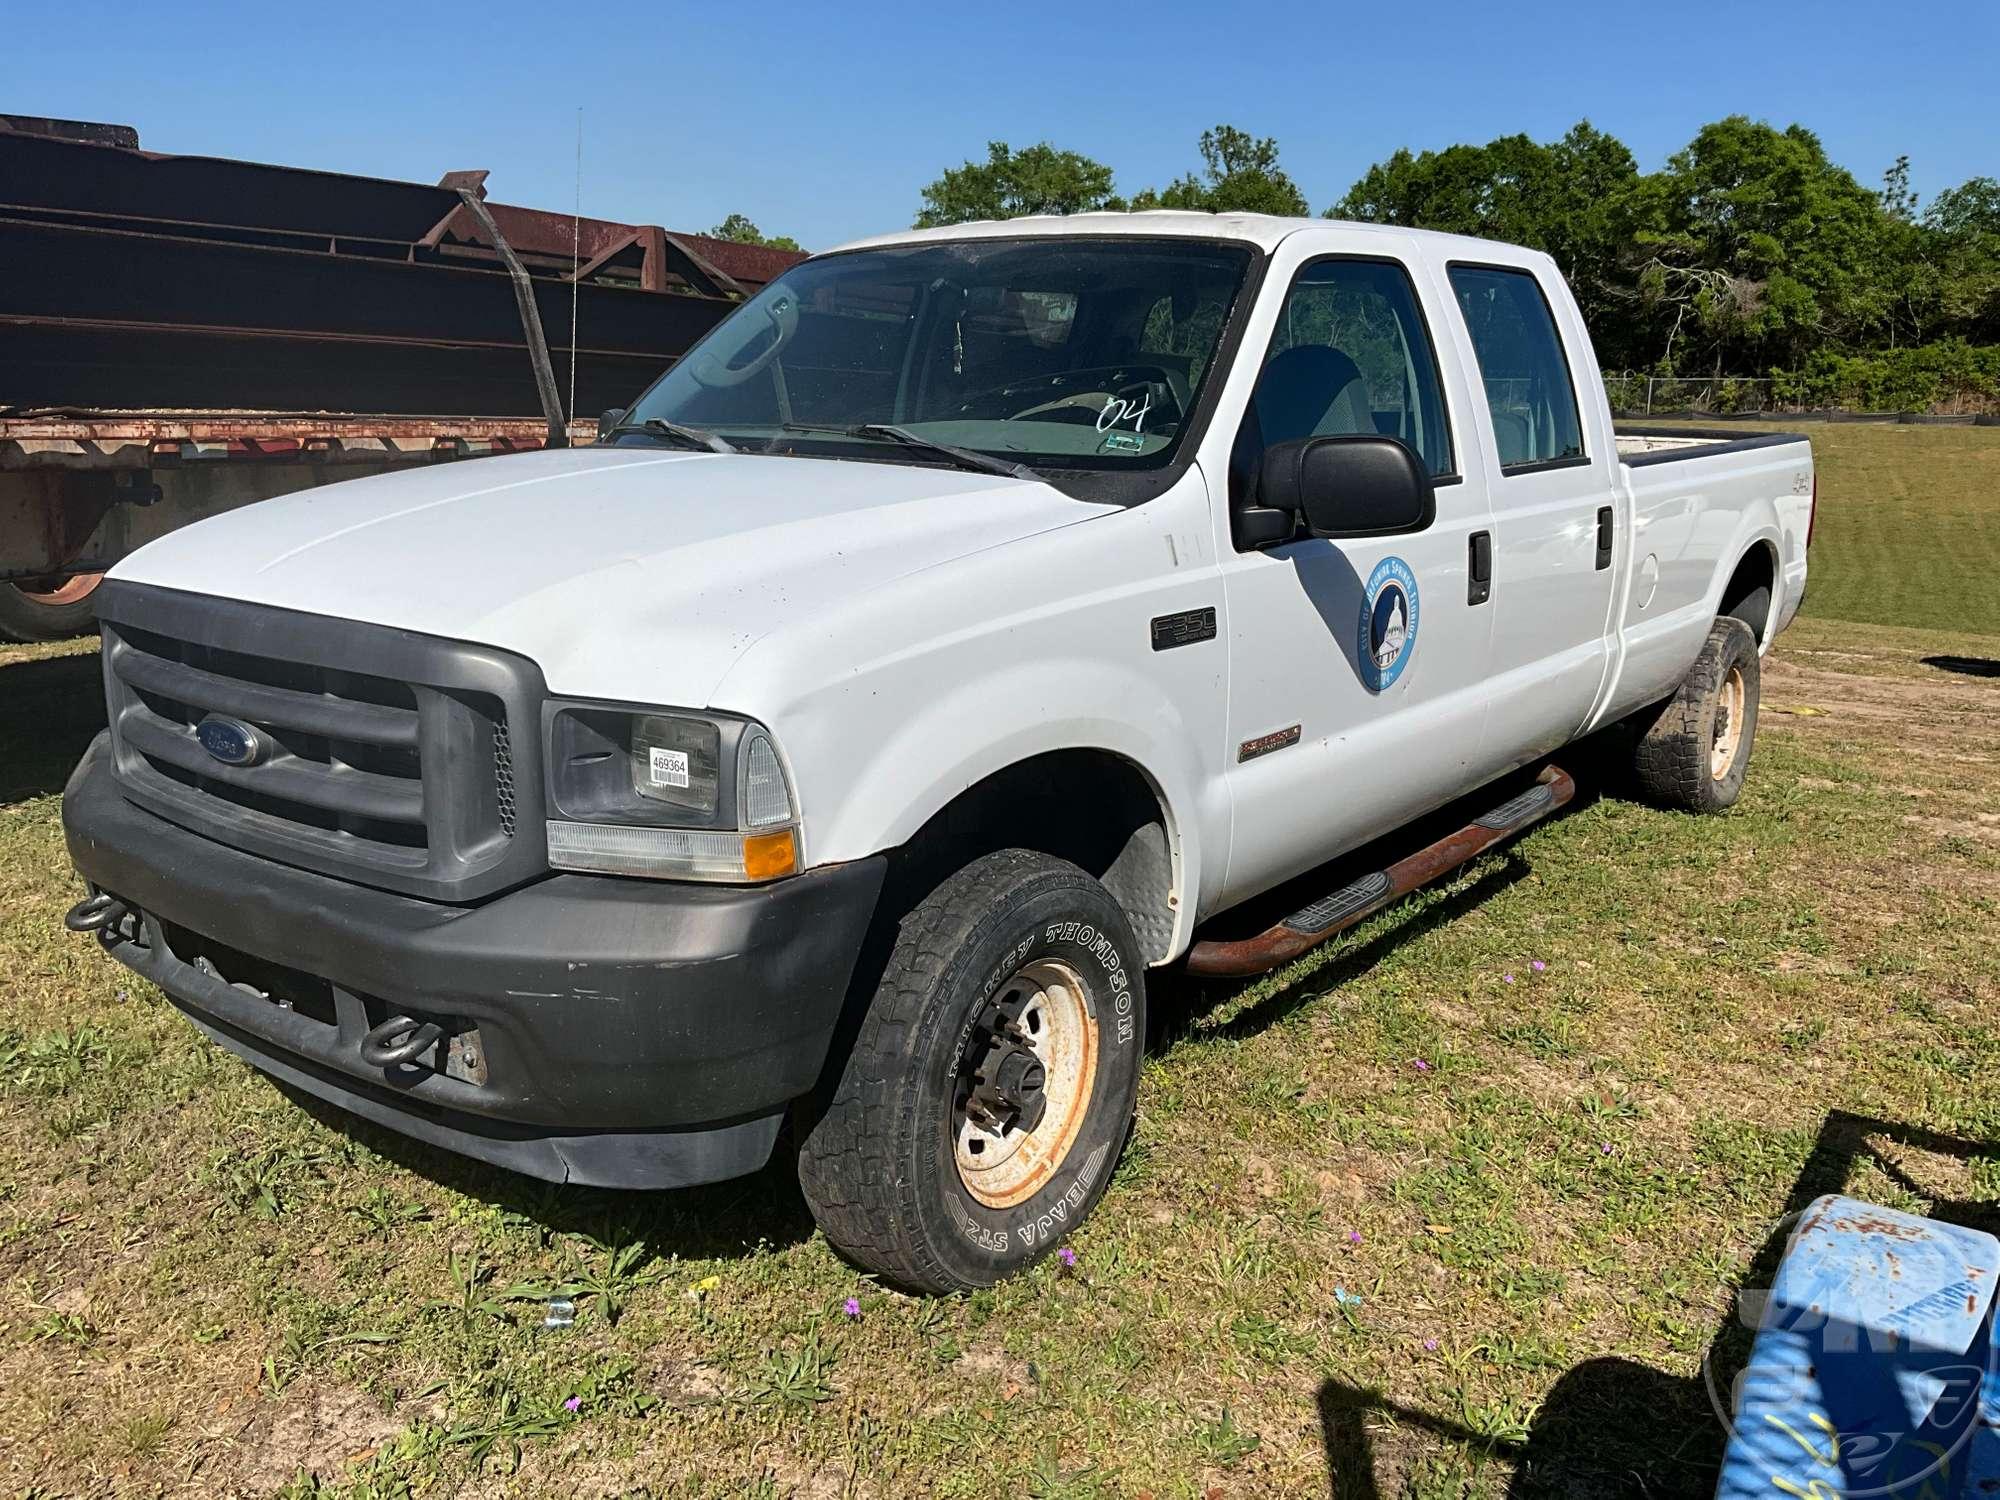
(195, 715, 269, 767)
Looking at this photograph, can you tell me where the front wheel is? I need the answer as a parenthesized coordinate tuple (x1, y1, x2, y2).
(797, 849, 1145, 1293)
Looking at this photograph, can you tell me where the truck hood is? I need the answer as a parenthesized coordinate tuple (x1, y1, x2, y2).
(111, 447, 1113, 706)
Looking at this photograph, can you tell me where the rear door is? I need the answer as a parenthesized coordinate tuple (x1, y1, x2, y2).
(1439, 262, 1620, 766)
(1213, 248, 1495, 906)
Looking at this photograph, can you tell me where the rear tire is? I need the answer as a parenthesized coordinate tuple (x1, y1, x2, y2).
(0, 573, 104, 643)
(797, 849, 1145, 1293)
(1632, 616, 1761, 813)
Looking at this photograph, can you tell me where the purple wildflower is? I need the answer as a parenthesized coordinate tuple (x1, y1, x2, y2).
(1412, 1058, 1431, 1073)
(1600, 1142, 1614, 1155)
(1531, 959, 1547, 972)
(1503, 973, 1516, 984)
(563, 1396, 581, 1412)
(1347, 1229, 1363, 1245)
(1057, 1247, 1077, 1269)
(1423, 1338, 1439, 1351)
(843, 1296, 861, 1318)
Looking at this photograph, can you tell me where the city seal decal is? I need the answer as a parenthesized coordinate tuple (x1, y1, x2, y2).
(1357, 556, 1419, 692)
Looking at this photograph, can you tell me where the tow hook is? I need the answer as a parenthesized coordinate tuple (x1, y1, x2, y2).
(64, 892, 126, 932)
(360, 1014, 446, 1068)
(65, 892, 142, 945)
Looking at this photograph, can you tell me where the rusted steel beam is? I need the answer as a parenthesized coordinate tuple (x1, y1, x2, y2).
(0, 413, 596, 475)
(1185, 765, 1577, 979)
(451, 188, 568, 446)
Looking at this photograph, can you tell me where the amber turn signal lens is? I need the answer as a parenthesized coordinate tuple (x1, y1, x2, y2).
(741, 828, 799, 882)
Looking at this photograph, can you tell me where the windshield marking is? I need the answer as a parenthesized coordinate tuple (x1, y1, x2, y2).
(1096, 391, 1152, 435)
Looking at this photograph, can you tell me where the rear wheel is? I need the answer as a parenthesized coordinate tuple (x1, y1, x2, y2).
(1631, 616, 1761, 813)
(797, 849, 1145, 1293)
(0, 572, 104, 643)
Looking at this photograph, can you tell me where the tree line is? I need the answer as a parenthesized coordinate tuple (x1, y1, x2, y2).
(905, 121, 2000, 409)
(719, 119, 1999, 409)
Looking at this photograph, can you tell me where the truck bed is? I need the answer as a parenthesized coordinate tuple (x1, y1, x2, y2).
(1614, 426, 1808, 466)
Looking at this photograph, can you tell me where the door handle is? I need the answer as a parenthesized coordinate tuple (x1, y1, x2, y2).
(1468, 530, 1492, 606)
(1596, 507, 1614, 570)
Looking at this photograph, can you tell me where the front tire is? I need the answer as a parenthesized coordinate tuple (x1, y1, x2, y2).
(797, 849, 1145, 1293)
(1632, 616, 1761, 813)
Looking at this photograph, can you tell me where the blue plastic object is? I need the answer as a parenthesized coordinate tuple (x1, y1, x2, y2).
(1715, 1195, 2000, 1499)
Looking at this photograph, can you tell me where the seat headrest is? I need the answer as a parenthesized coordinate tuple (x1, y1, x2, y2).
(1254, 346, 1372, 446)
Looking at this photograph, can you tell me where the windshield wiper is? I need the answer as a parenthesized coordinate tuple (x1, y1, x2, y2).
(610, 417, 738, 454)
(778, 423, 1039, 482)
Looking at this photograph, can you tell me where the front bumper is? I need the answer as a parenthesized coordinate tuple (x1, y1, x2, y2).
(62, 733, 885, 1188)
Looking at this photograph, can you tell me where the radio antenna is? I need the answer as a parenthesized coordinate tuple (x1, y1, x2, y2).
(569, 107, 582, 434)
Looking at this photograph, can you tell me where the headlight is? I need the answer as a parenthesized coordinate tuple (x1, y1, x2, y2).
(543, 705, 799, 882)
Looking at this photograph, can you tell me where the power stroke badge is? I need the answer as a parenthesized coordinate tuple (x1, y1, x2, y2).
(1357, 556, 1419, 692)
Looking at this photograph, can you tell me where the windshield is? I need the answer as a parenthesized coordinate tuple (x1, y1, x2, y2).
(617, 237, 1254, 473)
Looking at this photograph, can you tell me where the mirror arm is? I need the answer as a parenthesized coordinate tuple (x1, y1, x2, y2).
(1237, 505, 1297, 549)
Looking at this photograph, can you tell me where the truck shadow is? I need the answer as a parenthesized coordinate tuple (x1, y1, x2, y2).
(0, 647, 106, 805)
(1921, 654, 2000, 679)
(1312, 1109, 2000, 1496)
(1150, 855, 1532, 1049)
(283, 1088, 820, 1261)
(1152, 720, 1639, 1049)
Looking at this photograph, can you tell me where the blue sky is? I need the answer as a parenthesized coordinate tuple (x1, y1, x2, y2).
(8, 0, 1995, 250)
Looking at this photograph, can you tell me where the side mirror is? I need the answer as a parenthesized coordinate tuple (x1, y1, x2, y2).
(597, 408, 627, 443)
(1257, 436, 1435, 541)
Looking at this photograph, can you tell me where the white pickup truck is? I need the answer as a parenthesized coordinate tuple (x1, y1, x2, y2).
(62, 212, 1812, 1292)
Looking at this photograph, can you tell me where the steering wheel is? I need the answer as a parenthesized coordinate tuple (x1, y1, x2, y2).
(688, 292, 800, 388)
(958, 364, 1190, 430)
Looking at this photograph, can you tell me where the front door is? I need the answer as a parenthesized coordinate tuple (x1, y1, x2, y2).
(1215, 251, 1495, 907)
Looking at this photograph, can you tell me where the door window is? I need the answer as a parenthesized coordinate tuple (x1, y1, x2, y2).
(1250, 259, 1455, 478)
(1447, 266, 1585, 471)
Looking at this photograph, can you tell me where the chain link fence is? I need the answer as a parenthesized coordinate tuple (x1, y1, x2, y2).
(1601, 372, 2000, 424)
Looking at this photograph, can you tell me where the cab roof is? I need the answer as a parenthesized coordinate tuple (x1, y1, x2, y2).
(827, 211, 1549, 267)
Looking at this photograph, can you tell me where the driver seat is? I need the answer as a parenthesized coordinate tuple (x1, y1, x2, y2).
(1252, 346, 1375, 446)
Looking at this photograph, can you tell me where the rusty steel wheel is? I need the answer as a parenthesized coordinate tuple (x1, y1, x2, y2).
(797, 849, 1145, 1294)
(953, 958, 1101, 1210)
(0, 571, 105, 643)
(1710, 664, 1747, 781)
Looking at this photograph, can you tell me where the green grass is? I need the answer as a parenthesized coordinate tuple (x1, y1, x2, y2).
(1660, 419, 2000, 634)
(2, 431, 1999, 1495)
(1801, 424, 2000, 634)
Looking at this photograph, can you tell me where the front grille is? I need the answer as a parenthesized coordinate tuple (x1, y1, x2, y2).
(492, 722, 516, 838)
(98, 582, 547, 902)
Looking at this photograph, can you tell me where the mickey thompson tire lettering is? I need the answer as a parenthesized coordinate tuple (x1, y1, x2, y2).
(796, 849, 1147, 1294)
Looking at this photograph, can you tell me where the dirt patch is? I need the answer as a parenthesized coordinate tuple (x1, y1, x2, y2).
(953, 1343, 1036, 1394)
(649, 1356, 727, 1407)
(1904, 814, 2000, 844)
(226, 1381, 403, 1494)
(1242, 1153, 1281, 1200)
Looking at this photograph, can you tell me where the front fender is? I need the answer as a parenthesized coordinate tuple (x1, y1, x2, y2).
(794, 654, 1216, 960)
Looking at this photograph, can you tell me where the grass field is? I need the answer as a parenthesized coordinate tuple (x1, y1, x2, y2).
(3, 425, 1999, 1498)
(1724, 420, 2000, 636)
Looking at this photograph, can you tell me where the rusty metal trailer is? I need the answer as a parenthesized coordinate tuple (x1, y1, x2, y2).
(0, 115, 803, 641)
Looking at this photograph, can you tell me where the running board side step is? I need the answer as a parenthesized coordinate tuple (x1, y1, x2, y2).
(1185, 765, 1576, 979)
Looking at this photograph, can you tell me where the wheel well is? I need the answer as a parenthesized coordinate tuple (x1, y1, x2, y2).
(894, 750, 1177, 963)
(1720, 543, 1777, 642)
